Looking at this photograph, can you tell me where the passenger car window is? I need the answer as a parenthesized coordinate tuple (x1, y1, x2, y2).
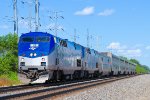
(108, 59, 110, 63)
(101, 58, 103, 62)
(96, 62, 98, 68)
(22, 37, 34, 42)
(77, 59, 81, 67)
(36, 37, 50, 42)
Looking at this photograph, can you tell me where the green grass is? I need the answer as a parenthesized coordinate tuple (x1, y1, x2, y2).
(0, 72, 20, 86)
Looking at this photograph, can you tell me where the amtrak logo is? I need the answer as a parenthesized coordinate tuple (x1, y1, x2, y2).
(29, 44, 39, 50)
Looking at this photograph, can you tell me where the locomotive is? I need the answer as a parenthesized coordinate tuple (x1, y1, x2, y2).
(18, 32, 136, 83)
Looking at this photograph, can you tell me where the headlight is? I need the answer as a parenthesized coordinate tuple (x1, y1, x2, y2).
(34, 53, 37, 56)
(30, 53, 33, 57)
(21, 58, 24, 61)
(42, 58, 45, 61)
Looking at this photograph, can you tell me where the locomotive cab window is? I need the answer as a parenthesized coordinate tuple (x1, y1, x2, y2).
(22, 37, 34, 42)
(36, 37, 50, 42)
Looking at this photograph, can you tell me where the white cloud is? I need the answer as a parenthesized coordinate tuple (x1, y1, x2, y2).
(107, 42, 142, 57)
(75, 7, 94, 16)
(107, 42, 127, 50)
(98, 9, 115, 16)
(132, 44, 143, 49)
(126, 49, 142, 57)
(117, 49, 142, 57)
(0, 25, 10, 29)
(146, 46, 150, 50)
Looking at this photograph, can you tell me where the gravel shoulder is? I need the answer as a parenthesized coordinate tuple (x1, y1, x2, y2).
(56, 74, 150, 100)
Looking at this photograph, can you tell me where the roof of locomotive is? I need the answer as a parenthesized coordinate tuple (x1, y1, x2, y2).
(20, 32, 53, 37)
(19, 32, 110, 58)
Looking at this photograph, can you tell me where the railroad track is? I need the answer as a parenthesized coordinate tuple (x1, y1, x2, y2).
(0, 75, 138, 100)
(0, 78, 104, 94)
(0, 83, 45, 94)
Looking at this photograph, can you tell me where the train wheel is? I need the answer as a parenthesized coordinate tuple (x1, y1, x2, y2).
(73, 71, 79, 80)
(59, 71, 64, 81)
(110, 71, 114, 76)
(118, 71, 121, 76)
(93, 71, 99, 78)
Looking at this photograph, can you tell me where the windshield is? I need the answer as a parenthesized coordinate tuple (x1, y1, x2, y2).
(22, 37, 34, 42)
(36, 37, 50, 42)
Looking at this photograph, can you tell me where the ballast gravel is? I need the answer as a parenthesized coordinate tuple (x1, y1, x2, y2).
(56, 74, 150, 100)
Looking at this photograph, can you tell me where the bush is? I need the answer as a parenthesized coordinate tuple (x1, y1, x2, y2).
(0, 33, 19, 86)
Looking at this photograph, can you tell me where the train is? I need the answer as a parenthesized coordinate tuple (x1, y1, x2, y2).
(18, 32, 136, 83)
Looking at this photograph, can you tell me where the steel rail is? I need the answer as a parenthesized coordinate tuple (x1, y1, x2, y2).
(0, 75, 138, 100)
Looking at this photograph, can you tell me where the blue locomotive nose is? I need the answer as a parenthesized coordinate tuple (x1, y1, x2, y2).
(18, 32, 55, 58)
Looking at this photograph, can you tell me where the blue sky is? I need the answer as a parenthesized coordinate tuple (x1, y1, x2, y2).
(0, 0, 150, 67)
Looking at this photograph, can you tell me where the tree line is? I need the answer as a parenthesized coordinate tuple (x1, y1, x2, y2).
(130, 59, 150, 74)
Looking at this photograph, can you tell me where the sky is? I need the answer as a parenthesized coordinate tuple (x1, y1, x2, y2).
(0, 0, 150, 67)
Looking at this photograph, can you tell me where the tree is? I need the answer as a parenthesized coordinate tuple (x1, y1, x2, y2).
(0, 33, 18, 75)
(130, 59, 140, 65)
(130, 59, 150, 73)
